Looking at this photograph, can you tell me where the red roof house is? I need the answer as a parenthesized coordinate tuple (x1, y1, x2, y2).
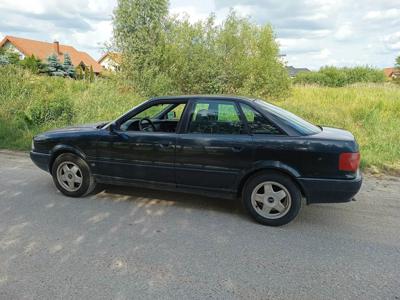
(0, 35, 102, 73)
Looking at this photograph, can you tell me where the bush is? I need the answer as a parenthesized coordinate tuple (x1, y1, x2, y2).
(1, 65, 400, 174)
(294, 66, 385, 87)
(114, 2, 290, 99)
(25, 95, 74, 126)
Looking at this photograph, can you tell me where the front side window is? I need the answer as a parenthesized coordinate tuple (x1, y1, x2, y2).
(134, 104, 170, 119)
(240, 103, 282, 135)
(188, 100, 244, 134)
(120, 103, 186, 133)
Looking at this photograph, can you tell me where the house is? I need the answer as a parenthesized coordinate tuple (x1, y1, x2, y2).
(98, 52, 121, 71)
(0, 35, 102, 73)
(383, 67, 400, 79)
(286, 66, 311, 78)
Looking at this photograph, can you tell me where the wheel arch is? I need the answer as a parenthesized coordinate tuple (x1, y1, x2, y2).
(49, 144, 87, 174)
(237, 163, 306, 199)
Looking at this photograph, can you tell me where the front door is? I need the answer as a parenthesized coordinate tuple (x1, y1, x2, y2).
(95, 101, 187, 185)
(175, 99, 253, 193)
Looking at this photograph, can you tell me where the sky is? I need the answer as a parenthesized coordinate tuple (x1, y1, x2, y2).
(0, 0, 399, 70)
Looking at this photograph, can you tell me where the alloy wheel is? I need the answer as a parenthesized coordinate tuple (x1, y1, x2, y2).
(251, 181, 292, 219)
(56, 161, 83, 192)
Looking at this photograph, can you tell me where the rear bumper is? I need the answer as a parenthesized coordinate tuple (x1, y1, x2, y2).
(298, 173, 362, 204)
(30, 151, 50, 173)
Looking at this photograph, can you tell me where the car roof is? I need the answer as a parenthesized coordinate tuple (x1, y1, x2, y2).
(149, 95, 256, 103)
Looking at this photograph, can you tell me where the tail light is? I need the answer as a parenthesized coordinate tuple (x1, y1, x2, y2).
(339, 152, 360, 172)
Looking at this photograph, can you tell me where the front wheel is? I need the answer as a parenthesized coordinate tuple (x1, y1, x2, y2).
(242, 171, 302, 226)
(51, 153, 96, 197)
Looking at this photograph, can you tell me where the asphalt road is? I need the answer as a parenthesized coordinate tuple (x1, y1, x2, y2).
(0, 151, 399, 300)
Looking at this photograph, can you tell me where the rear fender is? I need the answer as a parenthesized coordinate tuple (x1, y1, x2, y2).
(236, 160, 302, 196)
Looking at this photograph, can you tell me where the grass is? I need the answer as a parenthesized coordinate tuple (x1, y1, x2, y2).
(275, 84, 400, 173)
(1, 65, 400, 174)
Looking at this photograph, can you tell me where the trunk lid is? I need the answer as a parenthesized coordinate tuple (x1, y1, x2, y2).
(312, 126, 356, 141)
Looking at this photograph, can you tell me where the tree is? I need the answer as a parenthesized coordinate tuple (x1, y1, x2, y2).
(113, 0, 169, 93)
(84, 66, 90, 81)
(0, 54, 9, 66)
(19, 55, 48, 74)
(0, 50, 20, 65)
(75, 65, 84, 80)
(47, 54, 65, 77)
(112, 1, 290, 98)
(63, 53, 75, 78)
(89, 65, 95, 82)
(394, 55, 400, 84)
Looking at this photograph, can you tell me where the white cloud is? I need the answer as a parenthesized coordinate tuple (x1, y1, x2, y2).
(334, 23, 353, 41)
(314, 48, 331, 60)
(364, 8, 400, 20)
(1, 0, 399, 69)
(383, 32, 400, 51)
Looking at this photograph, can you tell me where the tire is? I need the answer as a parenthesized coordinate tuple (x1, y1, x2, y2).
(242, 171, 301, 226)
(51, 153, 96, 197)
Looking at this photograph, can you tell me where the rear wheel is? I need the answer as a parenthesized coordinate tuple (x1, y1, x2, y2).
(51, 153, 96, 197)
(242, 171, 301, 226)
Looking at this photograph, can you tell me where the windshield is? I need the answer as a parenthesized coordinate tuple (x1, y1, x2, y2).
(255, 100, 321, 135)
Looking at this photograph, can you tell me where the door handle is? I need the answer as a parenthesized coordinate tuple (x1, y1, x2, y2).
(231, 146, 244, 152)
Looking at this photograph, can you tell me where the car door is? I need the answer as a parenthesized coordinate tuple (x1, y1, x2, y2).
(95, 100, 187, 186)
(175, 98, 254, 193)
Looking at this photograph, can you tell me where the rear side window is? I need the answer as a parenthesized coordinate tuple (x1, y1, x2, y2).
(255, 100, 321, 135)
(240, 103, 282, 135)
(188, 100, 244, 134)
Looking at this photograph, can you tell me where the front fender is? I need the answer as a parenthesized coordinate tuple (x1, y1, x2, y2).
(48, 144, 87, 172)
(51, 144, 87, 159)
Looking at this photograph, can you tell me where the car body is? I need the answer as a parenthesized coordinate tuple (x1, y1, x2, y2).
(30, 95, 362, 226)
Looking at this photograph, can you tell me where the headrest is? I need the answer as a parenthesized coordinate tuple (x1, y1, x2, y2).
(195, 109, 217, 121)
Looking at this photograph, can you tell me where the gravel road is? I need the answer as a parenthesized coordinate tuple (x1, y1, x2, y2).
(0, 151, 399, 299)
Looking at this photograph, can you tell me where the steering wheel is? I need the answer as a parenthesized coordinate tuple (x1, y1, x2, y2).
(138, 118, 156, 132)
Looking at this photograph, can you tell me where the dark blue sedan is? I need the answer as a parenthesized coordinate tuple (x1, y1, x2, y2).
(30, 95, 362, 226)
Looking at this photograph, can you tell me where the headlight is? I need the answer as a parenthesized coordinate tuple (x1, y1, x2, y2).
(31, 139, 35, 150)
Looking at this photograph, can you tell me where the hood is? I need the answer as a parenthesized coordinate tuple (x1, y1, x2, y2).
(45, 121, 109, 133)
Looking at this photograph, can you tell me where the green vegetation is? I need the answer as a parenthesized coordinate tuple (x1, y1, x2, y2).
(1, 64, 399, 174)
(0, 65, 141, 149)
(294, 66, 386, 87)
(0, 1, 398, 173)
(62, 53, 75, 78)
(113, 0, 290, 98)
(0, 48, 85, 78)
(278, 84, 400, 173)
(394, 56, 400, 85)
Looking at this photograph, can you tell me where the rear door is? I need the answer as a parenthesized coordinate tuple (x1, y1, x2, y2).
(175, 98, 253, 193)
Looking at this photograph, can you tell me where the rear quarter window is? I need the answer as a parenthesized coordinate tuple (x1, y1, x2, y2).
(240, 103, 282, 135)
(254, 100, 321, 135)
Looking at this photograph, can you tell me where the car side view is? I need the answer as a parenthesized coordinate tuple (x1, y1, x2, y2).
(30, 95, 362, 226)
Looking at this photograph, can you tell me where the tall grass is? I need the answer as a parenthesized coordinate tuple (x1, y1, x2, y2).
(0, 66, 143, 149)
(276, 84, 400, 173)
(1, 65, 399, 174)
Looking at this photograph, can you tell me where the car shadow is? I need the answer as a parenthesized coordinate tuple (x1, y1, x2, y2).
(92, 184, 247, 219)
